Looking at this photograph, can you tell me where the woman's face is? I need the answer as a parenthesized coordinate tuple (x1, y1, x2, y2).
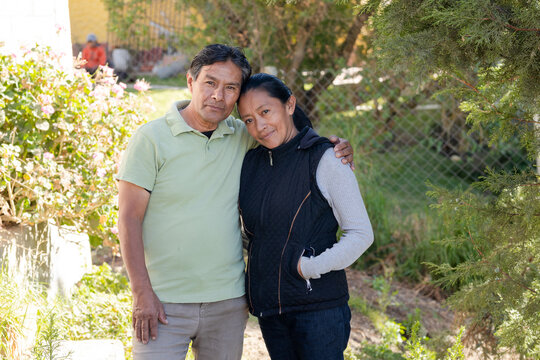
(238, 88, 298, 149)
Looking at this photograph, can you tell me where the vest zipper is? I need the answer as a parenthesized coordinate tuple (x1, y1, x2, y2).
(277, 191, 311, 314)
(247, 242, 254, 312)
(306, 279, 312, 294)
(268, 150, 273, 166)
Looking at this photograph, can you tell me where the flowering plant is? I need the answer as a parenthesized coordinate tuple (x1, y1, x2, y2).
(0, 45, 153, 245)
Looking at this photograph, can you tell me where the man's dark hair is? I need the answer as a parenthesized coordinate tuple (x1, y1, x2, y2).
(240, 73, 312, 130)
(189, 44, 251, 85)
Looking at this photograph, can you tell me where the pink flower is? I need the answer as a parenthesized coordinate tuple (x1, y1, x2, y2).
(110, 227, 119, 234)
(43, 152, 54, 160)
(41, 105, 54, 115)
(103, 66, 115, 78)
(134, 79, 151, 92)
(111, 84, 124, 97)
(104, 77, 116, 86)
(38, 94, 53, 106)
(119, 82, 127, 89)
(96, 168, 107, 177)
(92, 152, 105, 162)
(55, 24, 66, 34)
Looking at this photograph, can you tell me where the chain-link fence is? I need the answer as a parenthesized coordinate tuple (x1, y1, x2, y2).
(278, 66, 530, 211)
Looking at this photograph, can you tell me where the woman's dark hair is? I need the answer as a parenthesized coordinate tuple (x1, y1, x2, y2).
(189, 44, 252, 85)
(240, 73, 312, 130)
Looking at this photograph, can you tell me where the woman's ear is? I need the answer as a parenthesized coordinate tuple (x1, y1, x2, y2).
(287, 95, 296, 115)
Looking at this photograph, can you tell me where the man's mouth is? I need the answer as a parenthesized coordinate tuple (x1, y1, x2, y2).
(205, 104, 224, 111)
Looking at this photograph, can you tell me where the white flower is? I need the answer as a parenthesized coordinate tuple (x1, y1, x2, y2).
(36, 121, 50, 131)
(41, 105, 54, 116)
(43, 152, 54, 160)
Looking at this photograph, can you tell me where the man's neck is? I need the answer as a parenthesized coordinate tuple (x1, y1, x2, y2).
(179, 104, 218, 132)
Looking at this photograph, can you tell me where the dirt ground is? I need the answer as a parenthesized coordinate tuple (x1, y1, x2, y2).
(240, 268, 456, 359)
(240, 268, 518, 360)
(95, 250, 517, 359)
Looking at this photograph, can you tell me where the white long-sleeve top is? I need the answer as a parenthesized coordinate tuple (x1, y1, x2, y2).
(299, 148, 374, 279)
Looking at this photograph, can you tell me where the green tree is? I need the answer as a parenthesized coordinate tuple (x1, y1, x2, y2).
(102, 0, 371, 122)
(364, 0, 539, 357)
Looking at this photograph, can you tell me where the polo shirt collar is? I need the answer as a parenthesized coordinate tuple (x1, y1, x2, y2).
(165, 100, 235, 138)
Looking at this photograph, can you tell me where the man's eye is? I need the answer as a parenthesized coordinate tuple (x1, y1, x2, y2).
(226, 86, 237, 91)
(206, 81, 215, 86)
(262, 109, 269, 115)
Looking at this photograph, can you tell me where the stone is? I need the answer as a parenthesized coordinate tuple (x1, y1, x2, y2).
(56, 340, 125, 360)
(0, 221, 92, 299)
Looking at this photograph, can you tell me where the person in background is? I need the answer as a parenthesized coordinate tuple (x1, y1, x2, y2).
(81, 33, 107, 74)
(238, 73, 374, 360)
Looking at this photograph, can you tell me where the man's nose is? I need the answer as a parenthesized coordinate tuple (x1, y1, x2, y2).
(212, 86, 224, 101)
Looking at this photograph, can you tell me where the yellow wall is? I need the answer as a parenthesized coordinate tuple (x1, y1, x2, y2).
(68, 0, 109, 44)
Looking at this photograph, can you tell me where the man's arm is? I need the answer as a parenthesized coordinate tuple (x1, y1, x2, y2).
(329, 135, 355, 170)
(118, 180, 167, 344)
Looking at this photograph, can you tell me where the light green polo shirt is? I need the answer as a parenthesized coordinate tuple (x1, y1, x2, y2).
(117, 101, 257, 303)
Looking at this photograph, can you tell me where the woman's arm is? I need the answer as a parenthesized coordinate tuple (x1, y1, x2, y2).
(299, 148, 374, 279)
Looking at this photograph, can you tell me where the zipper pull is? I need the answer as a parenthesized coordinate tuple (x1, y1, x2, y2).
(306, 279, 312, 294)
(268, 150, 273, 166)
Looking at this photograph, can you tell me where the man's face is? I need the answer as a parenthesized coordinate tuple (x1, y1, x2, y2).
(187, 60, 243, 129)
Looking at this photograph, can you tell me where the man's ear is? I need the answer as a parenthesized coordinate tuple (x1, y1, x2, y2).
(186, 72, 194, 92)
(287, 95, 296, 115)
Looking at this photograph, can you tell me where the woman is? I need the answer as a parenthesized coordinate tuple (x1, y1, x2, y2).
(238, 73, 374, 360)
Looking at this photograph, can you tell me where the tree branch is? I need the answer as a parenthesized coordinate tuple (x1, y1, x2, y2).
(451, 74, 540, 125)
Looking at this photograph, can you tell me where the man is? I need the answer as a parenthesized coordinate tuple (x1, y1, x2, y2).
(81, 33, 107, 74)
(117, 44, 353, 360)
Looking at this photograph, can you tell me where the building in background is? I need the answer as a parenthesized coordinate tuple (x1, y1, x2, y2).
(68, 0, 186, 74)
(0, 0, 72, 69)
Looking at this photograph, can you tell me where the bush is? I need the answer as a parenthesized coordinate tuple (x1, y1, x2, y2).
(0, 266, 37, 359)
(57, 263, 133, 357)
(0, 45, 152, 245)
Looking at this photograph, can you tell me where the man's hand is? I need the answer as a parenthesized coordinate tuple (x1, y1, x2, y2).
(329, 136, 355, 170)
(132, 288, 168, 344)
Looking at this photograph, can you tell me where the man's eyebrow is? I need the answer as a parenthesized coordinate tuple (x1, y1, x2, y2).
(204, 74, 241, 87)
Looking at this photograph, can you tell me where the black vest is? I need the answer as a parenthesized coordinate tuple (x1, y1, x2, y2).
(239, 127, 349, 317)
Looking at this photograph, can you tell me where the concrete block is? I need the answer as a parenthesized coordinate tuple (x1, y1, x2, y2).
(0, 222, 92, 298)
(57, 340, 125, 360)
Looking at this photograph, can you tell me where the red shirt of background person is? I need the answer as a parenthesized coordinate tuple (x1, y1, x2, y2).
(82, 34, 106, 73)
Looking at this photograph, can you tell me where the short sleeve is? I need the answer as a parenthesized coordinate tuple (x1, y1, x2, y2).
(116, 128, 158, 191)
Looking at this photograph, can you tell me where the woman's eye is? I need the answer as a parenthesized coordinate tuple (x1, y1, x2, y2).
(244, 118, 253, 124)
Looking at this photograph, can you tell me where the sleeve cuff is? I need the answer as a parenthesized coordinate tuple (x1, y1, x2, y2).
(300, 256, 322, 280)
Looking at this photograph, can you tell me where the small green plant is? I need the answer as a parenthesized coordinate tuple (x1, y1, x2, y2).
(359, 344, 405, 360)
(33, 309, 69, 360)
(402, 308, 422, 339)
(371, 267, 399, 313)
(57, 263, 133, 357)
(404, 322, 437, 360)
(443, 327, 465, 360)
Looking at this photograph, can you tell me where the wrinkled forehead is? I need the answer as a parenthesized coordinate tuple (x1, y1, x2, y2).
(197, 61, 243, 84)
